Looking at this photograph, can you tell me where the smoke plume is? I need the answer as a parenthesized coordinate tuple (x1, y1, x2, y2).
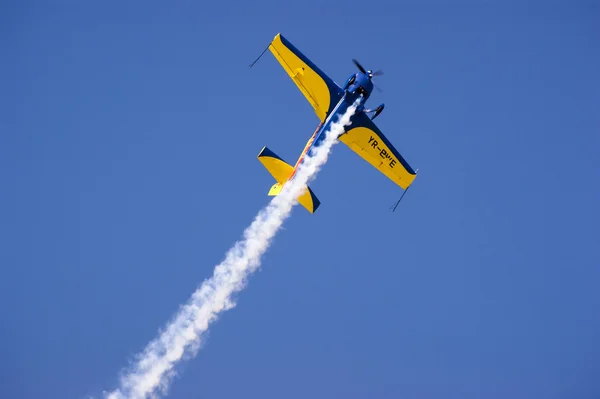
(104, 99, 360, 399)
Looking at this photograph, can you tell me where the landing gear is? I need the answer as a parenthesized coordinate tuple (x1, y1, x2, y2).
(364, 103, 385, 120)
(371, 104, 384, 120)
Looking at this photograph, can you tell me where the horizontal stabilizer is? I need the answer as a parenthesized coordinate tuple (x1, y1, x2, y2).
(258, 146, 321, 213)
(257, 146, 293, 183)
(268, 182, 283, 196)
(297, 184, 321, 213)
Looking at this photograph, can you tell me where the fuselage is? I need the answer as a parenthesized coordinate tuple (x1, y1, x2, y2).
(288, 71, 374, 180)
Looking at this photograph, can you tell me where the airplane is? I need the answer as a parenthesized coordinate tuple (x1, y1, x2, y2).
(251, 33, 418, 214)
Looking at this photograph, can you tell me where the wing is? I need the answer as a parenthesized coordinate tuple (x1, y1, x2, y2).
(339, 112, 417, 190)
(268, 33, 343, 122)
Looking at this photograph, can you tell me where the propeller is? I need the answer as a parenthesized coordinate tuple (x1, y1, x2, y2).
(352, 58, 367, 74)
(352, 59, 384, 77)
(352, 58, 384, 91)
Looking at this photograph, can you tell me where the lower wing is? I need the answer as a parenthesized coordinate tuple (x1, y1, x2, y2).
(339, 112, 417, 190)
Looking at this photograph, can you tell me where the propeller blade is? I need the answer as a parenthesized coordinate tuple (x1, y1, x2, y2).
(352, 59, 367, 74)
(371, 69, 384, 76)
(374, 84, 383, 93)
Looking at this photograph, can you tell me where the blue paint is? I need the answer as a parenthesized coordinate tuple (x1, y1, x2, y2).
(3, 5, 599, 399)
(299, 72, 374, 168)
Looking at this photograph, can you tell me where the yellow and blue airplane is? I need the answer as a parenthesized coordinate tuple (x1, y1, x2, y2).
(252, 33, 417, 213)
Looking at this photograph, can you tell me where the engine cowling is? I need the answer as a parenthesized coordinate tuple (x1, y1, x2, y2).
(343, 74, 356, 91)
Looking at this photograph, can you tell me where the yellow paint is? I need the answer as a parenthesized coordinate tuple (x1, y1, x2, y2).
(257, 146, 320, 214)
(269, 33, 332, 122)
(268, 182, 283, 195)
(296, 187, 318, 213)
(257, 148, 294, 183)
(339, 127, 417, 189)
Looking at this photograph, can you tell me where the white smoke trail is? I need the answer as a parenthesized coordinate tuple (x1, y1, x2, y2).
(103, 98, 360, 399)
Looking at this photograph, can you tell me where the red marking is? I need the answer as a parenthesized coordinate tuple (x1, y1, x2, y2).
(288, 122, 323, 180)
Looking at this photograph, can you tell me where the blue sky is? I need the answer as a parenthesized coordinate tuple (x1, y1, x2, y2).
(1, 1, 599, 398)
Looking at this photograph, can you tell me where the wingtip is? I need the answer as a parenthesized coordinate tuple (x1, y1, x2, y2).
(311, 198, 321, 213)
(257, 145, 268, 158)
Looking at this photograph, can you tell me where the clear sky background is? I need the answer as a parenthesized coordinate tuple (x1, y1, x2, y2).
(1, 1, 599, 398)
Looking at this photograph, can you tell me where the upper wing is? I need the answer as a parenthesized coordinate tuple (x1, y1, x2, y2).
(268, 33, 343, 122)
(339, 112, 417, 190)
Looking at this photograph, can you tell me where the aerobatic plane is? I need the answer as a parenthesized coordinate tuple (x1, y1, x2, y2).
(252, 33, 417, 213)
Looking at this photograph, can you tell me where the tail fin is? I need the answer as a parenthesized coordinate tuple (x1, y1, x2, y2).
(258, 146, 321, 213)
